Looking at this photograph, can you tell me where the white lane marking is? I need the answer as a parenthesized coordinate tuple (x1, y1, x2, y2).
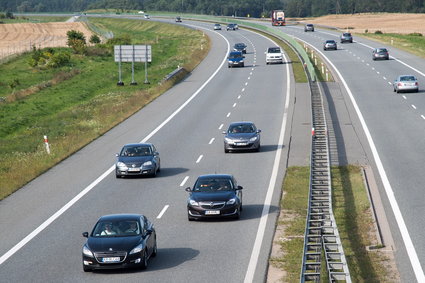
(250, 72, 253, 75)
(180, 176, 189, 187)
(383, 77, 387, 80)
(196, 155, 203, 163)
(412, 105, 417, 110)
(377, 71, 380, 74)
(244, 36, 291, 283)
(227, 112, 231, 117)
(242, 88, 245, 92)
(372, 67, 375, 70)
(157, 205, 169, 219)
(248, 77, 251, 80)
(421, 115, 425, 120)
(361, 60, 365, 63)
(219, 124, 224, 130)
(307, 39, 425, 282)
(403, 95, 407, 100)
(233, 103, 237, 108)
(388, 82, 393, 85)
(245, 82, 248, 86)
(251, 68, 254, 71)
(0, 27, 233, 266)
(238, 95, 241, 99)
(209, 138, 215, 144)
(366, 63, 370, 66)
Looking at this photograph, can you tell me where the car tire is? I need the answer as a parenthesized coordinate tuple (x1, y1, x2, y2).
(393, 88, 396, 92)
(234, 209, 241, 220)
(83, 265, 92, 272)
(396, 89, 400, 93)
(140, 251, 148, 270)
(416, 89, 419, 93)
(188, 214, 195, 221)
(241, 63, 244, 67)
(151, 241, 157, 257)
(224, 146, 230, 153)
(256, 145, 261, 152)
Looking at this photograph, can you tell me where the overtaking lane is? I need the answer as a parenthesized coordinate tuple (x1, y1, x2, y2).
(0, 20, 291, 283)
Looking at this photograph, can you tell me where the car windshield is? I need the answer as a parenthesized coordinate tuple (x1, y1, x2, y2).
(228, 124, 256, 133)
(268, 48, 280, 53)
(120, 145, 152, 157)
(193, 178, 234, 192)
(229, 53, 242, 59)
(92, 220, 141, 237)
(377, 48, 387, 53)
(400, 76, 416, 81)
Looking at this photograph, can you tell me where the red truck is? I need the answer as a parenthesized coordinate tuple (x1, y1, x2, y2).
(271, 10, 285, 26)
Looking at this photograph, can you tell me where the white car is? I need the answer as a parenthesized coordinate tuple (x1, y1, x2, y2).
(393, 75, 419, 93)
(144, 14, 150, 19)
(265, 47, 283, 64)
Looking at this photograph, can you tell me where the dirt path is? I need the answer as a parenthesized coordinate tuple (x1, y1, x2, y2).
(0, 22, 93, 60)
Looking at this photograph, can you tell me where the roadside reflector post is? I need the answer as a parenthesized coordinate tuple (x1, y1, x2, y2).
(314, 56, 317, 66)
(43, 135, 51, 154)
(321, 62, 324, 74)
(326, 69, 329, 81)
(312, 127, 316, 139)
(311, 49, 314, 59)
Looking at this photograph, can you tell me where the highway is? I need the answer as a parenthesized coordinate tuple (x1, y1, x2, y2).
(272, 22, 425, 282)
(0, 19, 293, 282)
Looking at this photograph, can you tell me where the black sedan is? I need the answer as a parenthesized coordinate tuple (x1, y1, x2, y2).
(233, 42, 247, 54)
(82, 214, 157, 271)
(226, 23, 237, 31)
(223, 121, 261, 153)
(115, 143, 160, 178)
(185, 174, 243, 221)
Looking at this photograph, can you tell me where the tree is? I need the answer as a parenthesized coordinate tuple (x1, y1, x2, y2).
(89, 34, 101, 44)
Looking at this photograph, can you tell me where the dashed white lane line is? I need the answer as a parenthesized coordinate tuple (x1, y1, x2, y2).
(242, 88, 245, 92)
(251, 68, 254, 71)
(366, 63, 370, 66)
(157, 205, 169, 219)
(227, 112, 231, 117)
(377, 71, 380, 74)
(402, 95, 407, 100)
(245, 82, 248, 86)
(238, 95, 241, 99)
(250, 72, 253, 75)
(196, 155, 203, 163)
(412, 105, 417, 110)
(219, 124, 224, 130)
(209, 138, 215, 144)
(388, 82, 392, 85)
(180, 176, 189, 187)
(421, 115, 425, 120)
(383, 76, 387, 80)
(233, 103, 237, 108)
(248, 77, 251, 80)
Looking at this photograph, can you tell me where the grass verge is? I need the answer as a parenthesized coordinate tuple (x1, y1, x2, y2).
(271, 165, 395, 282)
(0, 18, 210, 200)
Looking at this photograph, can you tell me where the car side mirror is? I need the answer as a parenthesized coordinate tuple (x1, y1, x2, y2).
(222, 131, 226, 134)
(237, 185, 243, 190)
(82, 232, 89, 238)
(257, 129, 261, 133)
(115, 153, 119, 157)
(185, 187, 192, 192)
(146, 229, 153, 235)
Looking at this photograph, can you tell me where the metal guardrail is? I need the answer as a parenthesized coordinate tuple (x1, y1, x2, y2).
(300, 79, 351, 282)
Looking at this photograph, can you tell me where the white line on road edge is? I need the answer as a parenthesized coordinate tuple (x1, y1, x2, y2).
(0, 27, 231, 267)
(244, 37, 291, 283)
(157, 205, 169, 219)
(180, 176, 189, 187)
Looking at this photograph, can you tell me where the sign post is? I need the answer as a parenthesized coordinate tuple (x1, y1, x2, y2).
(114, 45, 152, 85)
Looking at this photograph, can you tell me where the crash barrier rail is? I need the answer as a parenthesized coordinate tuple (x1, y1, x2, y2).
(300, 79, 351, 282)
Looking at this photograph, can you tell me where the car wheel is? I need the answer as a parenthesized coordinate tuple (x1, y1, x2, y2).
(416, 89, 419, 93)
(224, 146, 229, 153)
(393, 88, 396, 92)
(234, 209, 241, 220)
(83, 265, 92, 272)
(116, 173, 120, 178)
(151, 241, 157, 257)
(188, 213, 195, 221)
(256, 145, 261, 152)
(396, 89, 400, 93)
(140, 251, 148, 270)
(241, 63, 244, 67)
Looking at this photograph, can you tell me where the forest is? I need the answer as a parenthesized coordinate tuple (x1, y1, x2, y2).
(0, 0, 424, 17)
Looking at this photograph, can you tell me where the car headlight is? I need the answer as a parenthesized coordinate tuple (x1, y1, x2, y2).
(249, 136, 258, 142)
(116, 162, 127, 169)
(226, 198, 237, 205)
(83, 245, 94, 257)
(130, 245, 143, 255)
(142, 160, 153, 166)
(189, 199, 199, 206)
(224, 137, 234, 144)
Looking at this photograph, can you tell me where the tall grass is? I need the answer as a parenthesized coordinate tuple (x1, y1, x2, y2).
(0, 18, 210, 199)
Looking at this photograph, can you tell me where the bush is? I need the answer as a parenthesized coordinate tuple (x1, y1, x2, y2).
(89, 34, 101, 44)
(106, 34, 132, 46)
(68, 39, 87, 54)
(374, 30, 383, 34)
(408, 32, 423, 36)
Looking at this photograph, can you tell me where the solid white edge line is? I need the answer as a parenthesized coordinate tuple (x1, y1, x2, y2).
(157, 205, 169, 219)
(180, 176, 189, 187)
(244, 36, 291, 283)
(300, 37, 425, 281)
(0, 26, 232, 266)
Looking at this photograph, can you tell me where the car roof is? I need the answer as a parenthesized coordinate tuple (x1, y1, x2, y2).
(123, 143, 153, 147)
(98, 214, 144, 222)
(326, 40, 336, 42)
(229, 121, 255, 126)
(306, 24, 313, 26)
(196, 174, 233, 180)
(399, 75, 417, 79)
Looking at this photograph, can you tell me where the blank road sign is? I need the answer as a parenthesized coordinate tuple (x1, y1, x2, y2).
(114, 45, 152, 62)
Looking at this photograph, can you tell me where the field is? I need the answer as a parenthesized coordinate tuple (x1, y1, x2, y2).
(299, 13, 425, 34)
(0, 22, 93, 59)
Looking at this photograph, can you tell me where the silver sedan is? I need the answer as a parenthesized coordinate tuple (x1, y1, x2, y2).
(223, 122, 261, 153)
(393, 75, 419, 93)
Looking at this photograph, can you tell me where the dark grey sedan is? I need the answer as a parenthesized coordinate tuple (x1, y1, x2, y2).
(233, 43, 247, 54)
(223, 122, 261, 153)
(323, 40, 337, 51)
(115, 143, 160, 178)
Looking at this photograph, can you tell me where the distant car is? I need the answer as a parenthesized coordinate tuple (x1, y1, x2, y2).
(340, 32, 353, 43)
(82, 214, 157, 271)
(234, 23, 239, 29)
(393, 75, 419, 93)
(223, 121, 261, 152)
(115, 143, 160, 178)
(304, 24, 314, 32)
(226, 23, 237, 31)
(265, 46, 283, 64)
(185, 174, 243, 220)
(227, 51, 245, 68)
(175, 16, 182, 22)
(372, 47, 389, 60)
(233, 42, 247, 54)
(323, 40, 337, 50)
(213, 23, 222, 30)
(144, 14, 150, 19)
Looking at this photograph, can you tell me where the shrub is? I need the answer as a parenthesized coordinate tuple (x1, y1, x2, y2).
(68, 39, 87, 54)
(106, 34, 132, 46)
(47, 52, 71, 68)
(89, 34, 101, 44)
(66, 30, 86, 45)
(374, 30, 383, 34)
(408, 32, 422, 36)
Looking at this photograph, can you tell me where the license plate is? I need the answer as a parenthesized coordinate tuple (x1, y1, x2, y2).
(236, 142, 247, 146)
(205, 210, 220, 215)
(102, 257, 120, 263)
(128, 168, 140, 172)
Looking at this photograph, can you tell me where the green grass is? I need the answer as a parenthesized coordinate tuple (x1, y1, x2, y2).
(360, 32, 425, 59)
(272, 166, 392, 282)
(0, 16, 69, 23)
(0, 17, 209, 199)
